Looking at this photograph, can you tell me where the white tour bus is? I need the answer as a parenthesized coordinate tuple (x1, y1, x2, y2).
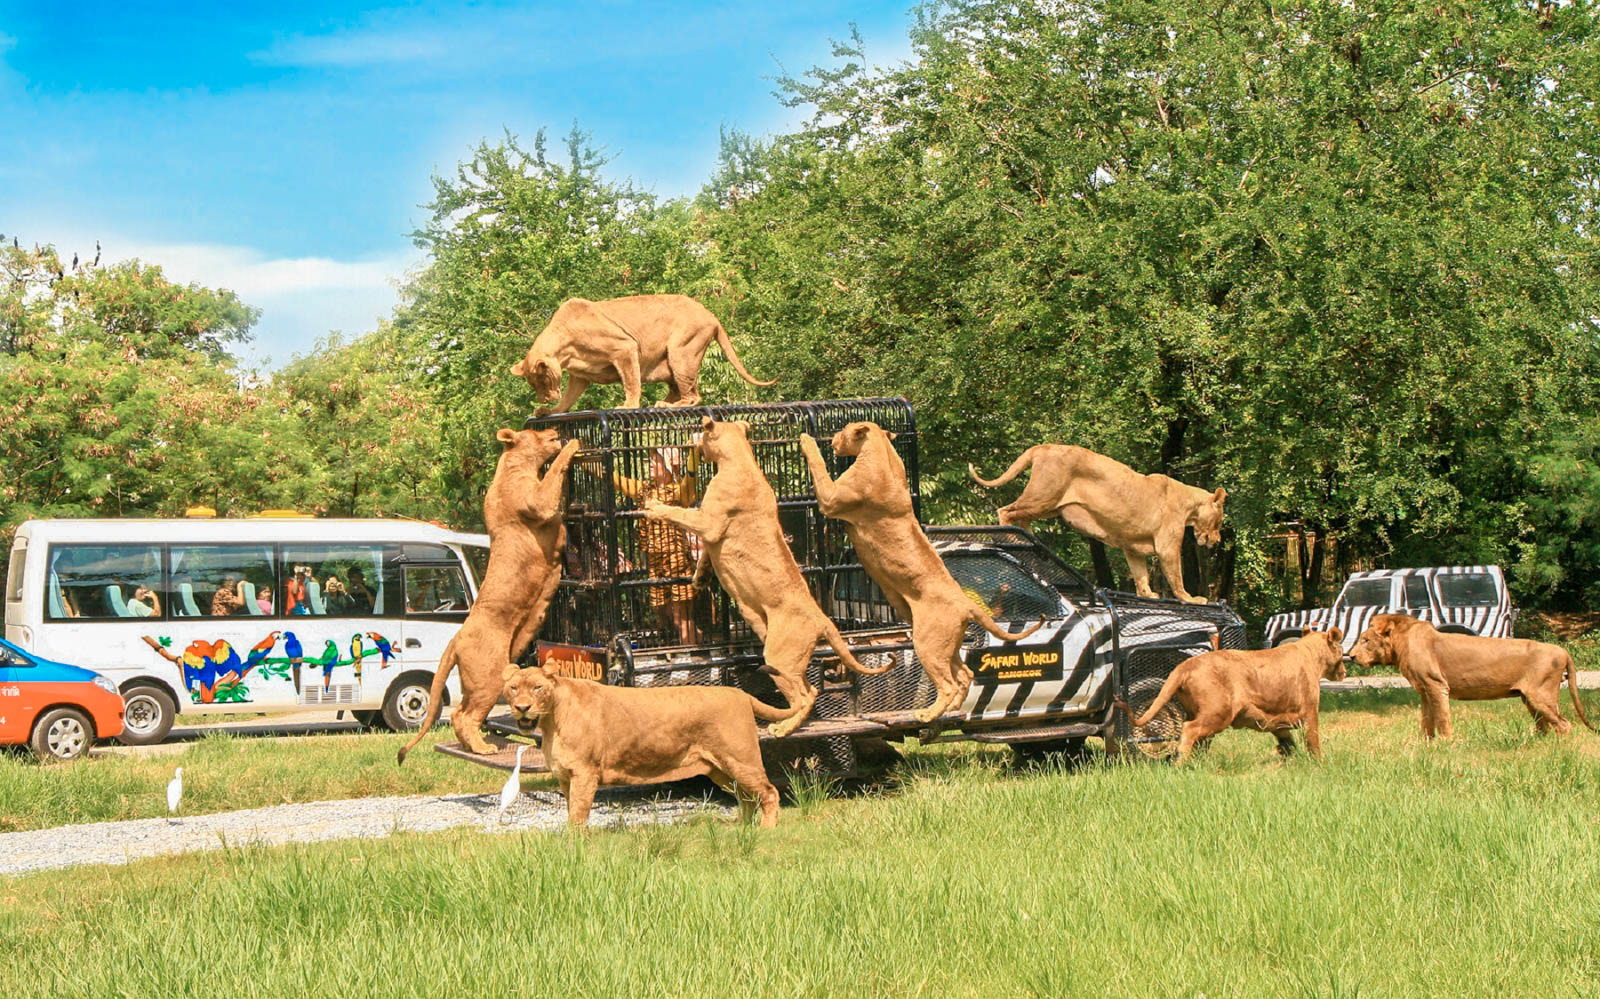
(3, 514, 489, 745)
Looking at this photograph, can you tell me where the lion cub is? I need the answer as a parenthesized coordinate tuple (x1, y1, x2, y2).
(970, 444, 1226, 603)
(503, 664, 784, 827)
(801, 422, 1043, 722)
(1124, 629, 1345, 763)
(643, 416, 889, 737)
(397, 429, 580, 764)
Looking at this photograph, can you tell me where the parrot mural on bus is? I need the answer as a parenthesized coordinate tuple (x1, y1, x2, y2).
(142, 630, 397, 703)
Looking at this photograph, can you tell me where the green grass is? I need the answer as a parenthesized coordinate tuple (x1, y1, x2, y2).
(0, 728, 501, 832)
(3, 693, 1599, 997)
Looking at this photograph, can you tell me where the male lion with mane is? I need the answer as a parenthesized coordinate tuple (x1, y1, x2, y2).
(970, 444, 1226, 604)
(1352, 614, 1595, 739)
(397, 428, 580, 764)
(503, 664, 784, 827)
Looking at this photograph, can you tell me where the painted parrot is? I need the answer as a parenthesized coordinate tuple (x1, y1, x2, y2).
(365, 632, 395, 669)
(179, 633, 277, 704)
(316, 639, 340, 692)
(349, 633, 365, 683)
(283, 631, 304, 695)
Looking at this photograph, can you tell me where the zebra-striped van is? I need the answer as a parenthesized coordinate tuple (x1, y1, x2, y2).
(1263, 566, 1516, 652)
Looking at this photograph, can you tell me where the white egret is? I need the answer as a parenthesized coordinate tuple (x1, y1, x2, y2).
(495, 746, 527, 826)
(167, 766, 183, 823)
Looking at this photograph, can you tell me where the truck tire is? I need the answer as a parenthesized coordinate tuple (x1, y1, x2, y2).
(31, 707, 94, 762)
(1104, 675, 1183, 761)
(1011, 738, 1088, 765)
(117, 684, 176, 746)
(380, 674, 439, 731)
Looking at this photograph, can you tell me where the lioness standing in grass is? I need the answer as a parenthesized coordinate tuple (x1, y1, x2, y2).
(503, 664, 784, 827)
(969, 445, 1226, 604)
(397, 428, 581, 763)
(800, 421, 1044, 722)
(643, 416, 889, 737)
(1352, 614, 1596, 739)
(1122, 629, 1346, 763)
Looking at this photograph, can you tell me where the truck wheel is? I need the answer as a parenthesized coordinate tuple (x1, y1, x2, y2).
(1105, 676, 1183, 761)
(117, 684, 176, 746)
(381, 676, 437, 731)
(1011, 738, 1088, 765)
(31, 707, 94, 762)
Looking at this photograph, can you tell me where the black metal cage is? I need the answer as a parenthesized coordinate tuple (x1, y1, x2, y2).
(527, 398, 920, 654)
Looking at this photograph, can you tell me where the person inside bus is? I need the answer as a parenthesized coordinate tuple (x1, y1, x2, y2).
(324, 576, 348, 613)
(591, 445, 701, 646)
(255, 583, 274, 615)
(125, 584, 162, 618)
(285, 564, 313, 615)
(344, 567, 376, 614)
(211, 577, 244, 617)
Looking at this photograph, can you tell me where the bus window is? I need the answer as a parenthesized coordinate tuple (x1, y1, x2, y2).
(404, 565, 470, 615)
(47, 544, 163, 620)
(170, 545, 278, 618)
(280, 544, 394, 617)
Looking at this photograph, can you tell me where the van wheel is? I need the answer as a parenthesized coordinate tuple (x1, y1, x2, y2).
(31, 707, 94, 762)
(117, 685, 176, 746)
(381, 677, 436, 731)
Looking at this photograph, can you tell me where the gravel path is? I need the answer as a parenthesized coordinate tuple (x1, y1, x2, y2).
(0, 787, 729, 878)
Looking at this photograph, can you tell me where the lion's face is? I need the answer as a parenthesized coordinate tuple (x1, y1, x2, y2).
(511, 351, 564, 402)
(830, 421, 892, 457)
(502, 664, 557, 733)
(1350, 617, 1401, 668)
(1191, 487, 1227, 547)
(695, 416, 751, 464)
(495, 427, 567, 468)
(1306, 627, 1347, 681)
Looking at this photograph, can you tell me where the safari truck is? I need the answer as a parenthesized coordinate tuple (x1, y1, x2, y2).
(443, 398, 1246, 776)
(1263, 565, 1517, 651)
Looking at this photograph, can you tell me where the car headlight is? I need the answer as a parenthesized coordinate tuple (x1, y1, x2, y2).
(93, 676, 118, 695)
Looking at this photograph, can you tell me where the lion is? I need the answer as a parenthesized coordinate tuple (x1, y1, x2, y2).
(969, 444, 1226, 604)
(396, 428, 581, 764)
(643, 416, 890, 738)
(800, 421, 1044, 722)
(503, 663, 785, 827)
(1119, 629, 1346, 763)
(511, 294, 777, 412)
(1351, 614, 1595, 739)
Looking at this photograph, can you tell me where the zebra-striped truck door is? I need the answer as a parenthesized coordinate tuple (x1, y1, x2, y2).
(958, 610, 1108, 722)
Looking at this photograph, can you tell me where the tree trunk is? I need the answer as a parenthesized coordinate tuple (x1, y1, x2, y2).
(1088, 538, 1115, 589)
(1299, 531, 1327, 609)
(1182, 527, 1205, 599)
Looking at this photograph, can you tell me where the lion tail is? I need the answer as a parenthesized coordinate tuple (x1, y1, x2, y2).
(969, 447, 1039, 489)
(820, 619, 893, 675)
(1131, 662, 1191, 729)
(746, 694, 804, 723)
(973, 610, 1046, 643)
(396, 636, 459, 765)
(1561, 650, 1597, 733)
(713, 320, 778, 387)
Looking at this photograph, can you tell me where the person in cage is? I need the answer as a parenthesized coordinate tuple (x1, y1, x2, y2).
(605, 445, 703, 645)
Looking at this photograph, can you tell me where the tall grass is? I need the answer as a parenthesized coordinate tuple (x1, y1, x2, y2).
(2, 693, 1598, 997)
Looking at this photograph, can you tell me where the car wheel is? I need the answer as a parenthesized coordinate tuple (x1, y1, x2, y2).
(381, 677, 436, 731)
(31, 707, 94, 762)
(117, 685, 176, 746)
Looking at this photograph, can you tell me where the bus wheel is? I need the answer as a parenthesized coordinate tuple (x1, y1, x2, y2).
(351, 710, 382, 729)
(117, 685, 176, 746)
(31, 707, 94, 762)
(381, 676, 436, 732)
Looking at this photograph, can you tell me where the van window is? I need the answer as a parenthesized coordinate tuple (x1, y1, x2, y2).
(281, 544, 395, 617)
(170, 545, 277, 618)
(47, 544, 164, 620)
(1340, 578, 1393, 608)
(5, 545, 24, 603)
(404, 565, 470, 615)
(1435, 572, 1498, 608)
(1403, 574, 1430, 610)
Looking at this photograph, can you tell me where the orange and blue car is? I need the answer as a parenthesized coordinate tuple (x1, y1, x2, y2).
(0, 638, 124, 761)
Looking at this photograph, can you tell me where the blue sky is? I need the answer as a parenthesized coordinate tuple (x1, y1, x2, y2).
(0, 1, 916, 367)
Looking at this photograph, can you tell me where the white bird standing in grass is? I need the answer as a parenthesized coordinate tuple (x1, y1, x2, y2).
(167, 766, 183, 823)
(494, 747, 526, 826)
